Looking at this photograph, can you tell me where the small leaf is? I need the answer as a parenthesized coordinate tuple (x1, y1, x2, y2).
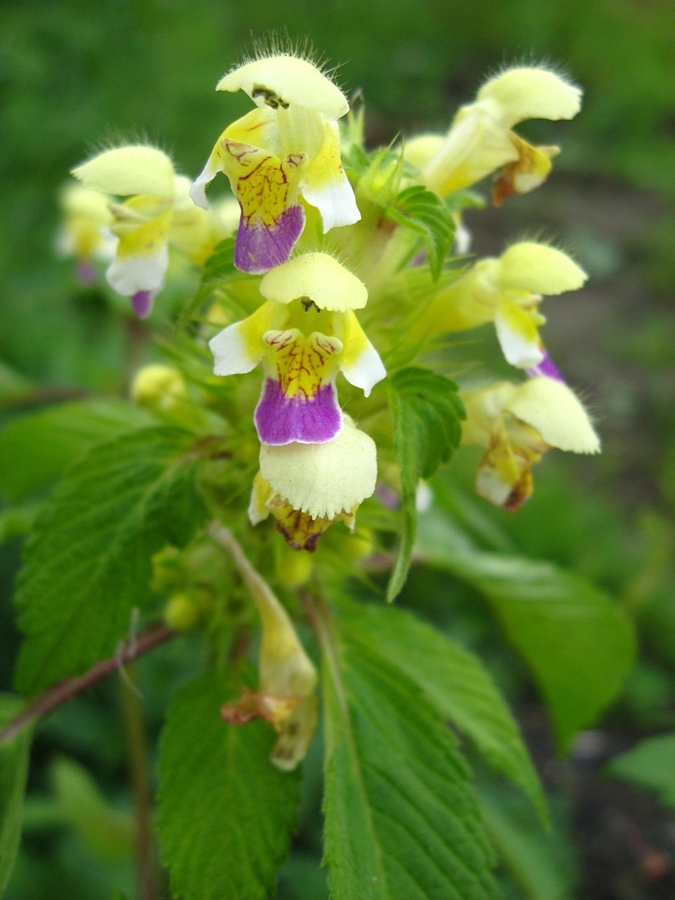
(339, 602, 548, 823)
(157, 669, 301, 900)
(417, 512, 636, 750)
(387, 367, 464, 600)
(386, 186, 456, 280)
(321, 622, 499, 898)
(0, 695, 33, 895)
(607, 734, 675, 807)
(15, 427, 207, 693)
(0, 399, 155, 501)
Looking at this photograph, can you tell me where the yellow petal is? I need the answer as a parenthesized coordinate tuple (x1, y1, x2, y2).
(403, 134, 445, 170)
(477, 67, 582, 128)
(505, 378, 600, 453)
(499, 242, 587, 295)
(72, 146, 175, 197)
(259, 253, 368, 311)
(217, 55, 349, 120)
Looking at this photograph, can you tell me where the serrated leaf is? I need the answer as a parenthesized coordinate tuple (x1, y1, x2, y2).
(387, 367, 464, 601)
(179, 237, 248, 325)
(386, 186, 455, 280)
(0, 399, 155, 502)
(338, 602, 548, 824)
(607, 734, 675, 806)
(417, 511, 636, 750)
(0, 695, 33, 895)
(157, 669, 300, 900)
(15, 427, 206, 693)
(321, 623, 499, 899)
(477, 782, 577, 900)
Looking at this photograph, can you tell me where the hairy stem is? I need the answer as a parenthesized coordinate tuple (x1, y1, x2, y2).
(0, 622, 176, 745)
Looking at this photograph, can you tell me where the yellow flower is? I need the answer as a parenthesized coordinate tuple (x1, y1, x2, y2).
(72, 145, 225, 316)
(208, 253, 385, 446)
(249, 417, 378, 550)
(417, 66, 581, 201)
(190, 54, 360, 273)
(411, 241, 587, 369)
(462, 377, 600, 509)
(55, 183, 115, 281)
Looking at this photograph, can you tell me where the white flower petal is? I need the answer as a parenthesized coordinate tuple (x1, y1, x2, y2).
(494, 301, 544, 369)
(301, 173, 361, 231)
(189, 158, 221, 210)
(209, 322, 263, 376)
(340, 336, 387, 396)
(106, 243, 168, 296)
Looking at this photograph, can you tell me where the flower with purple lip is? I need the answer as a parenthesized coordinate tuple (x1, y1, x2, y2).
(72, 145, 226, 317)
(209, 253, 385, 446)
(190, 53, 360, 274)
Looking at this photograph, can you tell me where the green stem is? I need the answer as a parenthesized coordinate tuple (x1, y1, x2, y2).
(119, 666, 161, 900)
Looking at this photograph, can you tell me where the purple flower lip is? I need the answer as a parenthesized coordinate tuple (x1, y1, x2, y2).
(131, 290, 154, 319)
(526, 350, 564, 382)
(254, 378, 342, 445)
(234, 205, 305, 274)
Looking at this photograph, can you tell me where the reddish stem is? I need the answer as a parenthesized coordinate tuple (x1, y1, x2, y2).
(0, 622, 176, 744)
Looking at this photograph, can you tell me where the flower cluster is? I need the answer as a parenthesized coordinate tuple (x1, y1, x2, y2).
(65, 51, 601, 528)
(63, 49, 601, 766)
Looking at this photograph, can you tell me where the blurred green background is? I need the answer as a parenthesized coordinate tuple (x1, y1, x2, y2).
(1, 0, 674, 896)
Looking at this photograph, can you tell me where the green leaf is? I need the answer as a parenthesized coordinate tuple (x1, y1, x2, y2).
(477, 783, 577, 900)
(0, 695, 33, 895)
(387, 367, 464, 601)
(606, 734, 675, 807)
(0, 399, 155, 502)
(321, 622, 499, 899)
(417, 512, 636, 750)
(0, 503, 40, 544)
(338, 602, 548, 824)
(157, 669, 301, 900)
(386, 186, 456, 281)
(14, 427, 207, 693)
(51, 756, 135, 860)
